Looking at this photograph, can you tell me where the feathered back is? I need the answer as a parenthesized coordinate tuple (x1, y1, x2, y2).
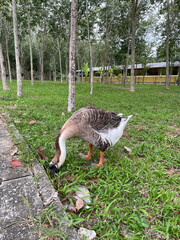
(70, 107, 122, 131)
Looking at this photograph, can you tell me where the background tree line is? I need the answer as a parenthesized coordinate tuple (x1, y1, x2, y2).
(0, 0, 179, 95)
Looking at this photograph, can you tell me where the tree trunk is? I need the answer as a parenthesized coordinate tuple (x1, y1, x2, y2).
(81, 64, 83, 82)
(4, 19, 12, 83)
(178, 66, 180, 85)
(53, 54, 56, 81)
(66, 52, 68, 82)
(0, 42, 10, 90)
(86, 0, 93, 94)
(122, 37, 130, 86)
(130, 0, 138, 92)
(68, 0, 78, 112)
(57, 39, 63, 82)
(165, 0, 170, 90)
(12, 0, 23, 97)
(27, 7, 34, 86)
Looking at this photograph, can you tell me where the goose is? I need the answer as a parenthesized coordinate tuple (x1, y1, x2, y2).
(49, 107, 132, 176)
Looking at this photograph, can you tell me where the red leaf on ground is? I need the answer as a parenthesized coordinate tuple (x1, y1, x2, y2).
(28, 120, 36, 124)
(166, 169, 175, 175)
(61, 112, 65, 116)
(76, 198, 84, 211)
(11, 160, 22, 167)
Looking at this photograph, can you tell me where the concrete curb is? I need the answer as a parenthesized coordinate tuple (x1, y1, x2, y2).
(1, 109, 80, 240)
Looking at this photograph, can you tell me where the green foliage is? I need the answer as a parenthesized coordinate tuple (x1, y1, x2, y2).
(82, 62, 89, 79)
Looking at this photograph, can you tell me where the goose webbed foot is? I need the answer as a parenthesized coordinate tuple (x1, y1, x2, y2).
(81, 143, 93, 160)
(49, 163, 59, 178)
(93, 151, 105, 168)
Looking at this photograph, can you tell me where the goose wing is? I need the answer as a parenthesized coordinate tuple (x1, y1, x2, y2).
(71, 107, 122, 132)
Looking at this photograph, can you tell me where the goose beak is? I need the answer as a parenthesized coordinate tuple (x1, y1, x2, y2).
(49, 163, 59, 177)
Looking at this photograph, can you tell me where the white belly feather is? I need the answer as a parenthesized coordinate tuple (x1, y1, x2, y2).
(99, 115, 132, 147)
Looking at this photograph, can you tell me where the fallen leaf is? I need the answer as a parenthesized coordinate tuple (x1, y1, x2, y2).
(76, 198, 84, 211)
(7, 105, 17, 110)
(28, 120, 36, 124)
(62, 191, 75, 202)
(65, 174, 73, 181)
(61, 112, 65, 116)
(124, 146, 132, 153)
(67, 205, 77, 213)
(36, 146, 45, 151)
(89, 177, 99, 183)
(37, 151, 48, 161)
(167, 132, 179, 138)
(11, 160, 22, 167)
(166, 169, 175, 175)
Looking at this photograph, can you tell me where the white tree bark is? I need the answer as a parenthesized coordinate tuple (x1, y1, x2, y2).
(165, 0, 170, 90)
(53, 54, 56, 81)
(4, 19, 12, 83)
(0, 42, 10, 90)
(86, 0, 93, 95)
(12, 0, 23, 96)
(57, 39, 63, 82)
(26, 6, 34, 86)
(130, 0, 138, 92)
(68, 0, 78, 112)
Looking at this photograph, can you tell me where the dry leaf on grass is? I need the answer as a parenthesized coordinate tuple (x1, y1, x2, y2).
(65, 174, 73, 182)
(37, 151, 48, 161)
(76, 198, 84, 211)
(11, 160, 22, 167)
(61, 112, 65, 116)
(89, 177, 99, 183)
(67, 205, 77, 213)
(166, 169, 175, 175)
(28, 120, 36, 124)
(124, 146, 132, 153)
(166, 132, 179, 138)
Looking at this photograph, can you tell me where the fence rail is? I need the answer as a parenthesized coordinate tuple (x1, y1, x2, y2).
(79, 75, 178, 84)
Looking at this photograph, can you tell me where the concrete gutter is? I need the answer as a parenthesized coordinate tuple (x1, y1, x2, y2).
(0, 110, 80, 240)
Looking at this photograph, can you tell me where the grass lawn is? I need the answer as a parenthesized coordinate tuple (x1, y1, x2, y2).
(0, 81, 180, 239)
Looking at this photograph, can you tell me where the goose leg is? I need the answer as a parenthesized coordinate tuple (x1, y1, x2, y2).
(82, 143, 93, 159)
(93, 151, 105, 167)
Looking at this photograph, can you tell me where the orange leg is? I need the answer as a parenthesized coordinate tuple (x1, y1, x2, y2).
(82, 143, 93, 159)
(93, 151, 105, 167)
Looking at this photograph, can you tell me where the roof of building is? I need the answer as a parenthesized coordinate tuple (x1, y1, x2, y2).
(76, 61, 180, 72)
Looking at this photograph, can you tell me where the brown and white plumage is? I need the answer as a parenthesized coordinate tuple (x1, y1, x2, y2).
(49, 107, 132, 176)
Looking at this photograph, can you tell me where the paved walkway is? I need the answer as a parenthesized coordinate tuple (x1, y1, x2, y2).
(0, 114, 80, 240)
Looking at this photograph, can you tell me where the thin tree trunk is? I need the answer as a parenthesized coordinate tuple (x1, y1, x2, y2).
(81, 64, 83, 82)
(165, 0, 170, 90)
(130, 0, 138, 92)
(177, 66, 180, 85)
(0, 42, 10, 90)
(68, 0, 78, 112)
(86, 0, 93, 94)
(26, 7, 34, 86)
(57, 39, 63, 82)
(4, 19, 12, 83)
(122, 41, 130, 86)
(53, 54, 56, 81)
(66, 52, 68, 82)
(12, 0, 23, 97)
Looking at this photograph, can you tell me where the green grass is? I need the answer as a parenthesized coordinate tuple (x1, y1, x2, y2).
(0, 81, 180, 239)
